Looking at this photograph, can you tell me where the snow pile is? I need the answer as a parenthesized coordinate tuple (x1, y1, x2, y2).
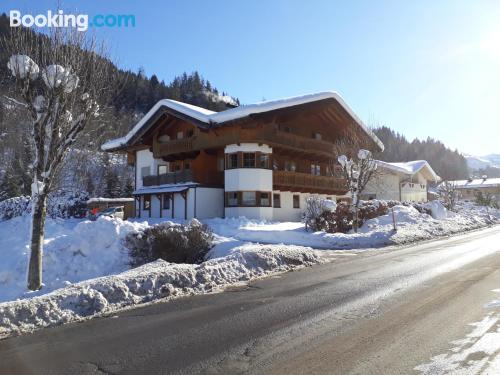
(424, 200, 448, 220)
(0, 216, 148, 303)
(0, 244, 320, 338)
(205, 203, 499, 250)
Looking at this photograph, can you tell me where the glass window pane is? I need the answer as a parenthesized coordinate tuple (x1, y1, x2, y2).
(260, 192, 270, 206)
(243, 153, 255, 167)
(242, 191, 256, 206)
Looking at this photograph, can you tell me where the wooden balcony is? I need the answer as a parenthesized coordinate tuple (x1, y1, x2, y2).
(273, 170, 347, 194)
(153, 128, 335, 159)
(143, 170, 194, 187)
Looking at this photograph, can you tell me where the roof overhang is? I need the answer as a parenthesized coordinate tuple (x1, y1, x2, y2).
(102, 91, 384, 152)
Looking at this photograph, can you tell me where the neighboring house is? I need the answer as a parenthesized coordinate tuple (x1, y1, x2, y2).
(363, 160, 440, 202)
(449, 177, 500, 203)
(101, 91, 384, 221)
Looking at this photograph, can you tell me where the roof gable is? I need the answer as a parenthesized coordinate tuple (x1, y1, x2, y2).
(102, 91, 384, 152)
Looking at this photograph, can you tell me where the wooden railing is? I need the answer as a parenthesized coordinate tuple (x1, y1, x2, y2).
(273, 170, 347, 193)
(143, 170, 194, 187)
(153, 138, 194, 157)
(152, 128, 335, 158)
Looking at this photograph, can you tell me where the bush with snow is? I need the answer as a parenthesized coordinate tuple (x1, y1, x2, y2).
(304, 196, 337, 232)
(124, 219, 214, 266)
(0, 190, 89, 221)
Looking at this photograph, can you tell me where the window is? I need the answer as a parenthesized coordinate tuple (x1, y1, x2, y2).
(243, 153, 256, 168)
(177, 131, 184, 139)
(226, 192, 238, 207)
(273, 193, 281, 208)
(162, 194, 170, 210)
(242, 191, 256, 206)
(285, 161, 296, 172)
(311, 164, 321, 176)
(227, 153, 238, 169)
(158, 165, 168, 175)
(313, 132, 322, 140)
(293, 194, 300, 209)
(143, 195, 151, 210)
(259, 154, 270, 169)
(173, 163, 181, 171)
(259, 192, 270, 206)
(141, 166, 151, 178)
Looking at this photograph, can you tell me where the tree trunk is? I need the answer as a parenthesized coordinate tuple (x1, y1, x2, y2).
(27, 193, 48, 291)
(352, 200, 360, 233)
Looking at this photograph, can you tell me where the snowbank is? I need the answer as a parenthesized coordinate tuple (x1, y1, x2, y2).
(0, 216, 147, 303)
(205, 203, 499, 250)
(0, 245, 320, 338)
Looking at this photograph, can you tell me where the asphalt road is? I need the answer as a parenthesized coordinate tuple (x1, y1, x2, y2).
(1, 226, 500, 375)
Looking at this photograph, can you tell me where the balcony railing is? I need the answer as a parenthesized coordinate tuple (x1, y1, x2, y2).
(153, 128, 335, 158)
(143, 170, 194, 187)
(273, 170, 347, 193)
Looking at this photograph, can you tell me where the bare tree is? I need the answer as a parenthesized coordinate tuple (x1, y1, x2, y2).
(2, 28, 113, 290)
(337, 149, 378, 233)
(438, 181, 459, 211)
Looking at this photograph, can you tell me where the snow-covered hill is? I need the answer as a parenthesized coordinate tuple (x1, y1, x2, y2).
(465, 154, 500, 170)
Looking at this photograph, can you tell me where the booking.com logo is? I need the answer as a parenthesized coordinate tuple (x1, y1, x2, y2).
(9, 10, 135, 31)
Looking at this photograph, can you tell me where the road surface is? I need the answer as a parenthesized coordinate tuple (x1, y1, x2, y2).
(1, 226, 500, 375)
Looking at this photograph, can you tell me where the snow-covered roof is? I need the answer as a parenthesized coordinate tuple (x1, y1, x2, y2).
(376, 160, 440, 182)
(87, 198, 134, 204)
(133, 182, 199, 195)
(448, 178, 500, 189)
(102, 91, 384, 152)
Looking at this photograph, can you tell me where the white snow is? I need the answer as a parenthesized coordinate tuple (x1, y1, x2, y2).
(0, 200, 497, 338)
(101, 91, 384, 152)
(205, 202, 498, 250)
(42, 65, 79, 93)
(0, 216, 147, 303)
(0, 242, 320, 338)
(416, 289, 500, 374)
(376, 160, 440, 182)
(7, 55, 39, 80)
(449, 177, 500, 189)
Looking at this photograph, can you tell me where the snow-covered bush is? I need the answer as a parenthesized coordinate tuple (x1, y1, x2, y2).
(304, 196, 337, 232)
(474, 191, 499, 209)
(124, 219, 214, 266)
(0, 191, 89, 221)
(0, 196, 30, 221)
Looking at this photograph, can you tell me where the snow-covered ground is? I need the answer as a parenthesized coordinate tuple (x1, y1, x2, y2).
(415, 289, 500, 374)
(0, 201, 498, 338)
(206, 202, 499, 250)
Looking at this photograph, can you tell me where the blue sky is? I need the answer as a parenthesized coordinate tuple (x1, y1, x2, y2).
(3, 1, 500, 156)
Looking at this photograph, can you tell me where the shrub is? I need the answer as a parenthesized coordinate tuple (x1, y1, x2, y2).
(0, 190, 89, 221)
(306, 199, 431, 234)
(474, 191, 499, 208)
(304, 196, 337, 232)
(124, 219, 214, 266)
